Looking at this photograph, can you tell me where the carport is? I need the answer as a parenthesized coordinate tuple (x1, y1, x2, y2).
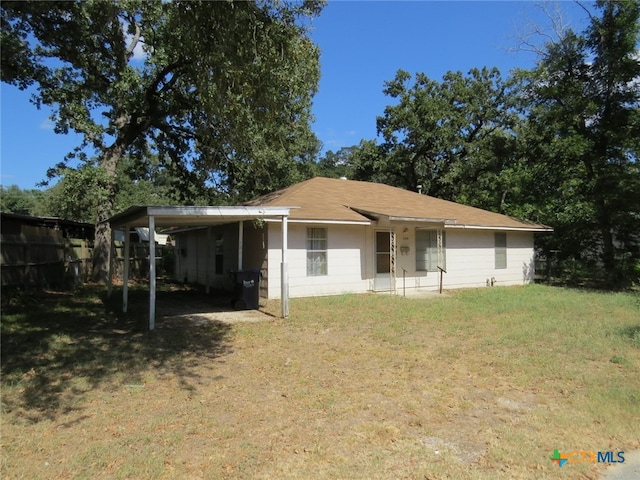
(108, 205, 293, 330)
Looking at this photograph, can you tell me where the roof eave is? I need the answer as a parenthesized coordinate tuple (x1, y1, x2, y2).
(263, 218, 373, 225)
(349, 207, 456, 225)
(444, 224, 554, 232)
(387, 215, 457, 224)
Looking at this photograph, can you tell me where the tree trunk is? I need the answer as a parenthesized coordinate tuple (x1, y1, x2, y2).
(599, 218, 616, 276)
(92, 146, 122, 283)
(498, 190, 507, 214)
(595, 194, 616, 278)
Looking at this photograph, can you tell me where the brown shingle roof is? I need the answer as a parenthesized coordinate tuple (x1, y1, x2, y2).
(247, 177, 551, 231)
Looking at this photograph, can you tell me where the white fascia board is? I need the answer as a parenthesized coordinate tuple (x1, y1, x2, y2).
(444, 224, 554, 232)
(262, 218, 372, 225)
(387, 215, 456, 224)
(146, 205, 294, 218)
(109, 205, 297, 228)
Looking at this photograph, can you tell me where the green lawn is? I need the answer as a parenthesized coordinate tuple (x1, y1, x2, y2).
(2, 284, 639, 479)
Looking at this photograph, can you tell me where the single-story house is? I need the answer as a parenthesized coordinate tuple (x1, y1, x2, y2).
(171, 177, 552, 299)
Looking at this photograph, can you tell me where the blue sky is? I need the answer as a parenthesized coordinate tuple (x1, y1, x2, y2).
(0, 1, 591, 190)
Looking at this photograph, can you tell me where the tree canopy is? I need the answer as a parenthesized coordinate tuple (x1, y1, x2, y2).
(354, 67, 518, 213)
(1, 0, 324, 281)
(0, 185, 47, 216)
(326, 1, 639, 284)
(514, 0, 640, 280)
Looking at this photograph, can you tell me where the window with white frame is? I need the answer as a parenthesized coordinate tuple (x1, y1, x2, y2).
(416, 229, 446, 272)
(495, 232, 507, 269)
(215, 233, 224, 274)
(306, 227, 327, 276)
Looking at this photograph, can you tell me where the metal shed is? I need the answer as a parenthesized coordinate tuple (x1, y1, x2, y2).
(108, 205, 293, 330)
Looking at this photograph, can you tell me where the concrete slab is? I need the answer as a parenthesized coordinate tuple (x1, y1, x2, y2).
(600, 450, 640, 480)
(401, 289, 448, 299)
(160, 308, 274, 327)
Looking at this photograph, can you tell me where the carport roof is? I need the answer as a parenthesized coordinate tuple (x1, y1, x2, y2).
(108, 205, 295, 228)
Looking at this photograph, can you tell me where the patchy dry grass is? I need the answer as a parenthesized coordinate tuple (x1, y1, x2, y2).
(2, 284, 639, 479)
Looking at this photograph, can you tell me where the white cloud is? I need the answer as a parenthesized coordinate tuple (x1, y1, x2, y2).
(40, 118, 54, 130)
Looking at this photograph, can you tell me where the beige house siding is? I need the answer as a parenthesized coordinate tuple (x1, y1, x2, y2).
(266, 222, 370, 299)
(263, 222, 536, 299)
(174, 223, 537, 299)
(442, 230, 535, 289)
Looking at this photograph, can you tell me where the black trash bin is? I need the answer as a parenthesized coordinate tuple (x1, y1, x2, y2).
(229, 269, 261, 310)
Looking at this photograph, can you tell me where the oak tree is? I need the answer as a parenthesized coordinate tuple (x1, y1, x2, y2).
(1, 0, 323, 281)
(515, 0, 640, 279)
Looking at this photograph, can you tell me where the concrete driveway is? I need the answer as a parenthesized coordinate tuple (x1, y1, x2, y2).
(600, 450, 640, 480)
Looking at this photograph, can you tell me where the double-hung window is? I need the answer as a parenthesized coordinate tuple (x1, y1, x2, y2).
(416, 229, 446, 272)
(495, 232, 507, 269)
(307, 228, 327, 276)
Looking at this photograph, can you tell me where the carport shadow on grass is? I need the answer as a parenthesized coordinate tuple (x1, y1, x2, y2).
(0, 284, 234, 424)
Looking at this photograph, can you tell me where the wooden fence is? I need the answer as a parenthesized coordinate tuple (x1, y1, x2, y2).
(1, 227, 170, 289)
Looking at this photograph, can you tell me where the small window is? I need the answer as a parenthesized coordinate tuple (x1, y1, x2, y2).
(215, 233, 224, 274)
(495, 232, 507, 269)
(416, 230, 446, 272)
(307, 228, 327, 276)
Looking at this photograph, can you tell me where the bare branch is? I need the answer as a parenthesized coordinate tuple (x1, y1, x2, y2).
(574, 0, 595, 24)
(538, 2, 568, 42)
(125, 15, 142, 62)
(508, 1, 571, 59)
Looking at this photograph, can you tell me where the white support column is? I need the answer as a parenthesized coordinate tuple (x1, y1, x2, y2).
(281, 215, 289, 318)
(122, 224, 131, 312)
(149, 216, 156, 331)
(238, 221, 244, 270)
(205, 226, 211, 295)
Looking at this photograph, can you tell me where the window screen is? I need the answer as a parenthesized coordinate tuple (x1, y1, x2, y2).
(495, 232, 507, 269)
(416, 230, 446, 272)
(307, 228, 327, 276)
